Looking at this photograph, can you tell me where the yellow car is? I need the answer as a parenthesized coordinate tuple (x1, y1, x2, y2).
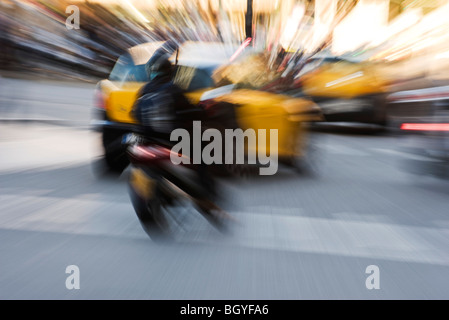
(294, 55, 390, 125)
(92, 41, 227, 171)
(92, 41, 323, 173)
(204, 51, 323, 174)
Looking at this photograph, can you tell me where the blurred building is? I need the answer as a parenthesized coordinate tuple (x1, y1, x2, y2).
(1, 0, 449, 81)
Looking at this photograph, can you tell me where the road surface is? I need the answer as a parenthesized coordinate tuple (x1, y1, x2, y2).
(1, 77, 449, 299)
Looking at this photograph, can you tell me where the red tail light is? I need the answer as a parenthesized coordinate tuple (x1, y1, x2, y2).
(198, 100, 219, 118)
(199, 100, 217, 110)
(129, 145, 172, 161)
(94, 88, 106, 110)
(401, 123, 449, 131)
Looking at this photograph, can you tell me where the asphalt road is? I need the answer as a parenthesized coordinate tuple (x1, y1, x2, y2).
(1, 78, 449, 300)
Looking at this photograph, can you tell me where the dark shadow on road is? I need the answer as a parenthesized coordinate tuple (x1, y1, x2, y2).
(309, 122, 391, 136)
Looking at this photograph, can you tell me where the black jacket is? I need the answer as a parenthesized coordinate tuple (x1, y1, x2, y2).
(133, 75, 204, 144)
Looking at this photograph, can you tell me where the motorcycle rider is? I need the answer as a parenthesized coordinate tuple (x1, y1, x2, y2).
(132, 47, 230, 228)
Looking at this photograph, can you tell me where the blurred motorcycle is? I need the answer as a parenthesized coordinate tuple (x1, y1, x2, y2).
(124, 133, 232, 242)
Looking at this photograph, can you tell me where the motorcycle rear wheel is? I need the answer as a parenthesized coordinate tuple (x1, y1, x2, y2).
(128, 175, 171, 242)
(128, 167, 226, 242)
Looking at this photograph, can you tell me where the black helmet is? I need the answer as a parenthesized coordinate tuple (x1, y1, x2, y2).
(145, 51, 174, 81)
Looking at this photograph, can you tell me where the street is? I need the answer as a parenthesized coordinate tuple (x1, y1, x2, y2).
(1, 78, 449, 299)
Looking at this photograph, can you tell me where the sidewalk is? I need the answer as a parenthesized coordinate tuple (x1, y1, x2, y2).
(0, 74, 96, 128)
(0, 69, 100, 85)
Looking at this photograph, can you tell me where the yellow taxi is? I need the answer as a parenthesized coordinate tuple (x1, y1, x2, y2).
(92, 41, 323, 173)
(294, 54, 390, 125)
(92, 41, 232, 171)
